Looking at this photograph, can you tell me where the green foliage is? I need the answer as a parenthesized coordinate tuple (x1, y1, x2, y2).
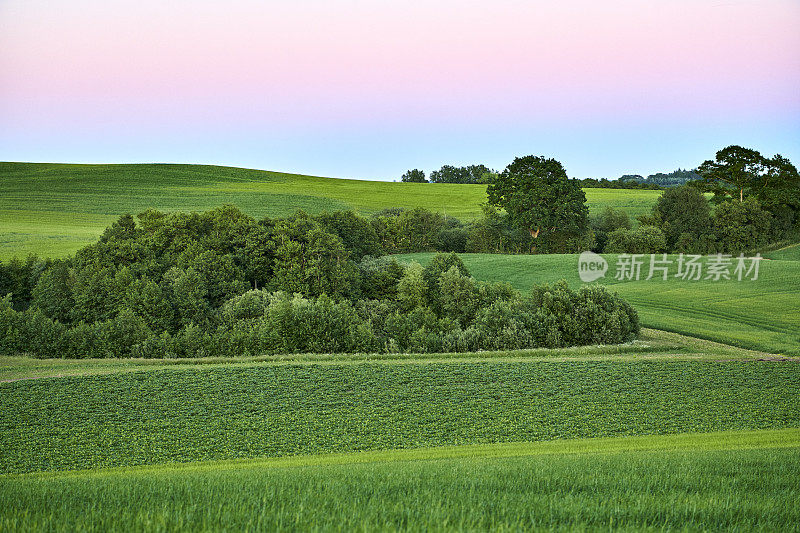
(2, 362, 799, 474)
(652, 185, 712, 250)
(400, 169, 427, 183)
(314, 210, 383, 260)
(396, 262, 428, 312)
(713, 198, 773, 253)
(590, 207, 631, 252)
(270, 214, 355, 297)
(605, 226, 667, 254)
(356, 256, 405, 300)
(429, 164, 494, 184)
(487, 155, 589, 250)
(696, 145, 769, 204)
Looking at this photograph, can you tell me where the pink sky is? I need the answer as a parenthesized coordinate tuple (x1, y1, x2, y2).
(2, 0, 798, 179)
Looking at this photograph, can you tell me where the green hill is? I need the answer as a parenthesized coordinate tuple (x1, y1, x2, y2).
(0, 162, 661, 259)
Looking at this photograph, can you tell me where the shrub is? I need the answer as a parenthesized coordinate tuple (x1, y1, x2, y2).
(606, 226, 666, 254)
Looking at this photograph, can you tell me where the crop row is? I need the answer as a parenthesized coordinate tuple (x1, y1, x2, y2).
(1, 361, 799, 474)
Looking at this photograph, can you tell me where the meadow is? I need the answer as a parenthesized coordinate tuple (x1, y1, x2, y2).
(0, 162, 661, 259)
(396, 252, 800, 355)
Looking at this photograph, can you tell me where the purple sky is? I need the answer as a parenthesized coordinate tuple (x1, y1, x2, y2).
(2, 0, 798, 180)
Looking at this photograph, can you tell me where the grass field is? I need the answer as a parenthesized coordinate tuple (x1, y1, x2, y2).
(2, 429, 798, 532)
(0, 162, 661, 259)
(396, 253, 800, 355)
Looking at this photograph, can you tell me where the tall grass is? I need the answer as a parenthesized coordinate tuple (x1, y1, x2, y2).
(2, 430, 798, 532)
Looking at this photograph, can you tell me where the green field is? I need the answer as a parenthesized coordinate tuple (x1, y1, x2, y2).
(2, 332, 799, 475)
(0, 162, 661, 259)
(3, 161, 798, 530)
(396, 253, 800, 355)
(2, 429, 798, 532)
(2, 337, 799, 530)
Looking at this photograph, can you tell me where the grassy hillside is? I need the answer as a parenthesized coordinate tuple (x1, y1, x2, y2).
(2, 429, 798, 531)
(0, 162, 661, 259)
(396, 253, 800, 355)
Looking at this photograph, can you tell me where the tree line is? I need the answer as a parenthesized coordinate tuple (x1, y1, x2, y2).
(0, 210, 639, 358)
(590, 146, 800, 254)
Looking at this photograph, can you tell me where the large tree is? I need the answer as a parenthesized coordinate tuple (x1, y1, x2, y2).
(487, 155, 588, 251)
(696, 145, 767, 203)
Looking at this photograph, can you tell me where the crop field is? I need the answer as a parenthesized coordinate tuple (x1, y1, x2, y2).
(2, 329, 798, 530)
(2, 354, 799, 474)
(396, 252, 800, 355)
(0, 162, 661, 259)
(1, 339, 799, 531)
(2, 429, 798, 532)
(2, 162, 798, 531)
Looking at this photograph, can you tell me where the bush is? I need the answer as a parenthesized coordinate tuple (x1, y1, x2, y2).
(590, 207, 631, 252)
(606, 226, 666, 254)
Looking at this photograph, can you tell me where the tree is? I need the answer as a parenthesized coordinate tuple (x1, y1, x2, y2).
(696, 145, 767, 203)
(396, 262, 427, 311)
(401, 169, 427, 183)
(487, 155, 588, 251)
(758, 154, 800, 237)
(31, 260, 74, 323)
(314, 210, 383, 260)
(713, 198, 772, 253)
(651, 186, 712, 250)
(429, 164, 495, 184)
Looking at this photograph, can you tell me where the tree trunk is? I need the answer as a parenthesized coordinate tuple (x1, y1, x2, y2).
(740, 188, 743, 202)
(529, 227, 540, 254)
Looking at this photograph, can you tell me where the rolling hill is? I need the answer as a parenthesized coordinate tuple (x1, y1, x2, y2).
(0, 162, 662, 259)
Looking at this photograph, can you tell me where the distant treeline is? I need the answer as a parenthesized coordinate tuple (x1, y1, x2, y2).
(0, 208, 639, 358)
(402, 165, 707, 190)
(620, 169, 700, 188)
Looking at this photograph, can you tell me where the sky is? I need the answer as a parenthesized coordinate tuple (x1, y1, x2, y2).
(1, 0, 799, 180)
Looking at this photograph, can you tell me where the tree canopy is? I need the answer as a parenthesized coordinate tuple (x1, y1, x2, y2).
(486, 155, 588, 250)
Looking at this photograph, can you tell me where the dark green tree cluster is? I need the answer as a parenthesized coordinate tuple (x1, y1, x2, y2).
(429, 164, 496, 184)
(587, 147, 800, 254)
(400, 169, 427, 183)
(0, 236, 639, 357)
(618, 169, 699, 188)
(401, 164, 497, 184)
(580, 177, 662, 190)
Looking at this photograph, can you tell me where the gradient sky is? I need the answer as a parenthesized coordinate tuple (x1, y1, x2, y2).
(2, 0, 799, 180)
